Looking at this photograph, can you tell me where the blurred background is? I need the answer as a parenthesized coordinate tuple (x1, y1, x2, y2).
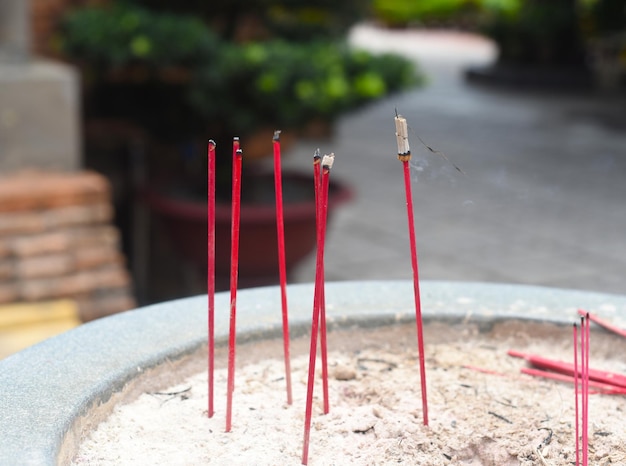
(0, 0, 624, 356)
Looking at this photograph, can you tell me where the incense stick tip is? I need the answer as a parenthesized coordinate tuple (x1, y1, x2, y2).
(322, 153, 335, 170)
(313, 148, 321, 160)
(394, 115, 410, 159)
(208, 139, 216, 147)
(273, 130, 281, 141)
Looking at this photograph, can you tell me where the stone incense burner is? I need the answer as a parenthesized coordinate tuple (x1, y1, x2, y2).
(1, 281, 626, 465)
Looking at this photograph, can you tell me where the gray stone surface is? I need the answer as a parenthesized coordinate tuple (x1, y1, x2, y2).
(0, 0, 30, 63)
(1, 280, 626, 465)
(0, 60, 81, 172)
(284, 26, 626, 296)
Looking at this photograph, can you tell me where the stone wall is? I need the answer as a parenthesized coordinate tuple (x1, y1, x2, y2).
(0, 170, 135, 321)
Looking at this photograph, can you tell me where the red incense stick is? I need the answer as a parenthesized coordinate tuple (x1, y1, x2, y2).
(395, 114, 428, 426)
(207, 139, 216, 418)
(579, 309, 626, 338)
(463, 365, 507, 377)
(520, 367, 626, 395)
(272, 130, 293, 405)
(313, 149, 329, 415)
(507, 350, 626, 388)
(574, 324, 580, 466)
(302, 153, 334, 465)
(582, 314, 590, 466)
(225, 138, 242, 433)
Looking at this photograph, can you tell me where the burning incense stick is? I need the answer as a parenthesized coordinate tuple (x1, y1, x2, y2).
(302, 152, 334, 465)
(394, 114, 428, 426)
(272, 130, 293, 406)
(207, 139, 216, 418)
(225, 139, 242, 433)
(313, 149, 329, 415)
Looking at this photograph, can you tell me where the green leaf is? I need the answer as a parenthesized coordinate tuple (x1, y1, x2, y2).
(130, 35, 152, 57)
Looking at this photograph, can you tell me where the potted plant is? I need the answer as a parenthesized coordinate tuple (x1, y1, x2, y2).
(58, 2, 422, 294)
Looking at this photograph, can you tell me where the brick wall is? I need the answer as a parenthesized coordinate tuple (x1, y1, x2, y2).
(0, 171, 135, 321)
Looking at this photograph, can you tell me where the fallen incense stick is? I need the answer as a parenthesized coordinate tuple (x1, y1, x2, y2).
(395, 113, 428, 426)
(579, 309, 626, 338)
(225, 139, 242, 433)
(507, 350, 626, 388)
(272, 130, 293, 406)
(207, 139, 216, 418)
(519, 367, 626, 395)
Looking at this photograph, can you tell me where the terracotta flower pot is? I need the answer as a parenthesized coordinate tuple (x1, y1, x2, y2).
(143, 171, 352, 289)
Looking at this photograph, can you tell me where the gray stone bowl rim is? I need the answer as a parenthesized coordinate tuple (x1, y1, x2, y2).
(2, 280, 626, 465)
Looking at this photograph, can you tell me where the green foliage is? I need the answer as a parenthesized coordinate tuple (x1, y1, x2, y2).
(371, 0, 520, 26)
(126, 0, 369, 42)
(60, 3, 422, 141)
(481, 0, 587, 66)
(585, 0, 626, 35)
(190, 41, 422, 135)
(373, 0, 478, 25)
(60, 4, 219, 67)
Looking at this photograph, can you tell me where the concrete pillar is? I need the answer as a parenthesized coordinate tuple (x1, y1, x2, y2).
(0, 0, 30, 63)
(0, 0, 81, 172)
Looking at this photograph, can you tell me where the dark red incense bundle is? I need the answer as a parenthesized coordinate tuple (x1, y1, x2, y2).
(272, 130, 293, 405)
(207, 139, 216, 418)
(302, 153, 334, 465)
(394, 114, 429, 426)
(226, 138, 242, 433)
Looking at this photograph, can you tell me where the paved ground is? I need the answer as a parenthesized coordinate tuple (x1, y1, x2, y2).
(286, 24, 626, 296)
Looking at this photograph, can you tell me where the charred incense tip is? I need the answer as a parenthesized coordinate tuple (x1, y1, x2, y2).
(313, 148, 321, 164)
(322, 153, 335, 171)
(208, 139, 216, 148)
(394, 115, 411, 161)
(273, 130, 281, 141)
